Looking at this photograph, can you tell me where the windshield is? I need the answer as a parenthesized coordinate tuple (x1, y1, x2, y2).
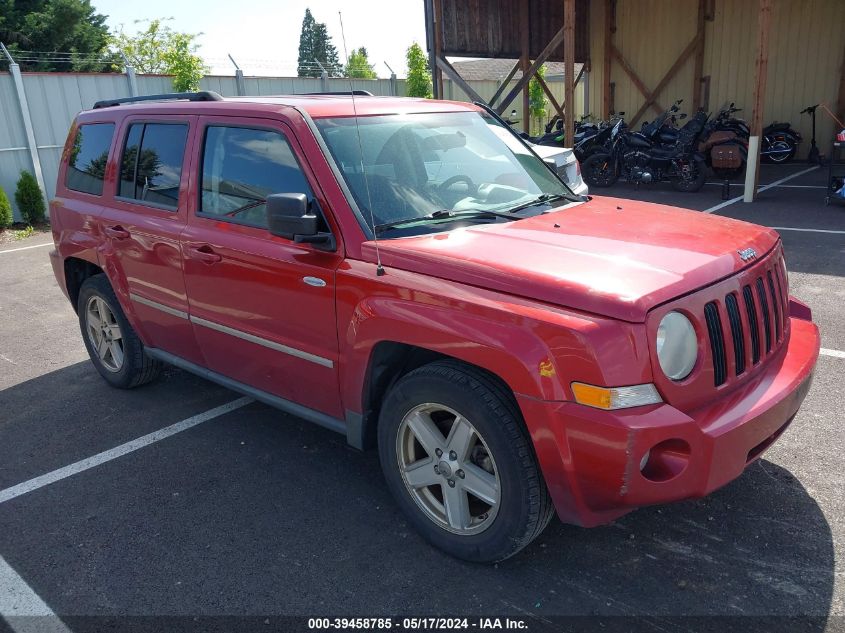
(314, 111, 573, 237)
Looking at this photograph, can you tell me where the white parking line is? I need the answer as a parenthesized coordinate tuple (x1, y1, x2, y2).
(0, 242, 53, 255)
(0, 397, 252, 505)
(821, 348, 845, 359)
(0, 555, 73, 633)
(704, 165, 820, 214)
(770, 227, 845, 235)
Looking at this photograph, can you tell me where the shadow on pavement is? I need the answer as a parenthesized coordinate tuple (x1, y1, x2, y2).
(0, 362, 834, 627)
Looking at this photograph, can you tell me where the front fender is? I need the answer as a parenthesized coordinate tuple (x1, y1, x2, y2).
(335, 260, 654, 415)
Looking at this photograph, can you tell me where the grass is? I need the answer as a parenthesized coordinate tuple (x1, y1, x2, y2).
(13, 226, 36, 240)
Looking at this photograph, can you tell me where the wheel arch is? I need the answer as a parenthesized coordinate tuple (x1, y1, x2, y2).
(64, 257, 105, 313)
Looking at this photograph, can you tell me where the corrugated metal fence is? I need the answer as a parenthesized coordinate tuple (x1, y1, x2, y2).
(0, 71, 581, 221)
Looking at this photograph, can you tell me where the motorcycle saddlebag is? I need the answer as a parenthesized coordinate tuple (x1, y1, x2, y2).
(699, 130, 737, 152)
(711, 144, 743, 169)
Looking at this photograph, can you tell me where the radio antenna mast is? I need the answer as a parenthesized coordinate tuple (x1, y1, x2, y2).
(338, 11, 384, 276)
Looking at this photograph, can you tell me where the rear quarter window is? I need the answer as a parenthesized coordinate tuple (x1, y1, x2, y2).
(65, 123, 115, 196)
(118, 122, 189, 210)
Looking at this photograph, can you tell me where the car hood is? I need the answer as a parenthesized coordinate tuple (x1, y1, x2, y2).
(362, 196, 780, 322)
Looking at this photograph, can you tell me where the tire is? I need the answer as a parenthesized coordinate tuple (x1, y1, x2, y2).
(377, 360, 554, 563)
(763, 139, 796, 164)
(672, 159, 707, 193)
(582, 153, 618, 187)
(77, 274, 162, 389)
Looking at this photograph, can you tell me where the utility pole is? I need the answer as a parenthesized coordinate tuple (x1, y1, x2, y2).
(229, 54, 246, 96)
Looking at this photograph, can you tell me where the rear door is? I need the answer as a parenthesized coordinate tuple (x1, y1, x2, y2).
(180, 116, 344, 419)
(96, 114, 204, 365)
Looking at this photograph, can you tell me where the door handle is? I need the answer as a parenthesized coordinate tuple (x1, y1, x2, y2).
(186, 244, 222, 264)
(104, 225, 130, 240)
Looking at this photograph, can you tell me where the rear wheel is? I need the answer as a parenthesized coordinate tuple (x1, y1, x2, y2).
(582, 153, 618, 187)
(763, 139, 796, 164)
(78, 274, 162, 389)
(377, 361, 554, 563)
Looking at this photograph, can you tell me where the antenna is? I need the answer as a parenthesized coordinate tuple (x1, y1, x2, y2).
(338, 11, 384, 276)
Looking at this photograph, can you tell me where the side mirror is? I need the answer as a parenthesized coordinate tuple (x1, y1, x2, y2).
(267, 193, 318, 240)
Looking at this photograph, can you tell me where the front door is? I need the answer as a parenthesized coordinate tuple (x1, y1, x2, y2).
(181, 117, 344, 419)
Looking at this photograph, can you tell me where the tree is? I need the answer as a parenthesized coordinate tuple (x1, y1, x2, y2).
(14, 171, 45, 225)
(528, 64, 548, 134)
(344, 47, 376, 79)
(0, 185, 12, 230)
(297, 8, 341, 78)
(0, 0, 112, 72)
(109, 19, 207, 92)
(405, 42, 432, 99)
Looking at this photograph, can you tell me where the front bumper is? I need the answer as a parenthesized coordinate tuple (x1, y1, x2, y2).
(518, 315, 820, 527)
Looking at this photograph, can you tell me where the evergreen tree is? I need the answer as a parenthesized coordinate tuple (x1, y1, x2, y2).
(297, 9, 318, 77)
(344, 47, 376, 79)
(297, 8, 342, 78)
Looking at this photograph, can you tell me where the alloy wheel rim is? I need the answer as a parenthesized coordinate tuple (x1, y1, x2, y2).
(396, 403, 501, 535)
(85, 296, 124, 372)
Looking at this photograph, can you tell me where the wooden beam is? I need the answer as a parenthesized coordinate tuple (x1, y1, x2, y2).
(433, 0, 444, 99)
(489, 61, 521, 108)
(602, 0, 613, 118)
(536, 73, 565, 121)
(520, 0, 530, 133)
(749, 0, 772, 199)
(495, 26, 567, 115)
(436, 57, 485, 103)
(610, 44, 664, 122)
(564, 0, 576, 145)
(692, 0, 706, 111)
(629, 34, 699, 127)
(838, 40, 845, 125)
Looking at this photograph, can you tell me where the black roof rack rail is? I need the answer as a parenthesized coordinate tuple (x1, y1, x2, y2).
(301, 90, 375, 96)
(92, 91, 224, 110)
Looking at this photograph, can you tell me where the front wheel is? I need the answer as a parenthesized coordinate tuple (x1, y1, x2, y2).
(582, 153, 619, 187)
(672, 159, 707, 192)
(377, 361, 554, 563)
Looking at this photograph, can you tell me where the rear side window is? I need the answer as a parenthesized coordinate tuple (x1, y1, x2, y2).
(118, 122, 188, 209)
(199, 126, 313, 228)
(65, 123, 114, 195)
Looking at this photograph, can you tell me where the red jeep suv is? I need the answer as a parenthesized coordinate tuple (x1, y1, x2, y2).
(49, 91, 820, 562)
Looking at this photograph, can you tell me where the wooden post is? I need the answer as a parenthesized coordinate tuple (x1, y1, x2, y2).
(521, 0, 530, 133)
(433, 0, 444, 99)
(837, 40, 845, 125)
(564, 0, 576, 144)
(692, 0, 706, 111)
(603, 0, 613, 118)
(747, 0, 772, 201)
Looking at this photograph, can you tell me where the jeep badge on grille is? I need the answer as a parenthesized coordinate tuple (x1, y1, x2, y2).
(738, 247, 757, 261)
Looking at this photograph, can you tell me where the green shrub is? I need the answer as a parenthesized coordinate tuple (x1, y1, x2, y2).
(0, 185, 12, 229)
(14, 171, 46, 225)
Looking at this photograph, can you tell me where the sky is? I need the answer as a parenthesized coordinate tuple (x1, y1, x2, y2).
(93, 0, 429, 78)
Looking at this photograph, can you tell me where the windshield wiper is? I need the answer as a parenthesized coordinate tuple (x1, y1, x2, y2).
(374, 209, 518, 234)
(506, 192, 575, 214)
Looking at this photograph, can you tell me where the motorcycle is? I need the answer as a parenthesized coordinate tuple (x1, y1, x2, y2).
(581, 108, 708, 193)
(709, 103, 800, 163)
(697, 106, 748, 180)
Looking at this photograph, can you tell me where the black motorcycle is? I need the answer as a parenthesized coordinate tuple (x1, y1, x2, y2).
(709, 103, 800, 163)
(582, 106, 708, 192)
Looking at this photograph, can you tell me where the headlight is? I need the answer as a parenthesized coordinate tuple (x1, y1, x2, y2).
(656, 312, 698, 380)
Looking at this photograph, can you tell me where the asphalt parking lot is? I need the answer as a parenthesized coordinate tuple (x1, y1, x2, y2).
(0, 163, 843, 632)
